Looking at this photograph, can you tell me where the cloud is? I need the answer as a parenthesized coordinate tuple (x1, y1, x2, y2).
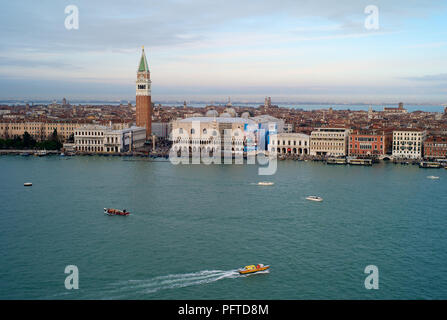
(0, 0, 446, 102)
(403, 74, 447, 82)
(0, 0, 445, 53)
(0, 57, 81, 69)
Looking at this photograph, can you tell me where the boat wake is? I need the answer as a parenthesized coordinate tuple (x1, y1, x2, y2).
(109, 269, 241, 296)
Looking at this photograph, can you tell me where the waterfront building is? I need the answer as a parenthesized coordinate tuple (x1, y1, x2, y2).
(269, 133, 310, 155)
(74, 125, 146, 153)
(348, 130, 392, 157)
(309, 128, 350, 157)
(392, 129, 426, 159)
(0, 120, 82, 142)
(136, 46, 152, 139)
(170, 117, 255, 155)
(424, 136, 447, 159)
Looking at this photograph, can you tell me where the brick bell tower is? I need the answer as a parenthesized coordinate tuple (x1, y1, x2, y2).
(136, 46, 152, 138)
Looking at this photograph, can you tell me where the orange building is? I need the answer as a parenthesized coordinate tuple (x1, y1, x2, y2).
(349, 130, 392, 156)
(424, 136, 447, 159)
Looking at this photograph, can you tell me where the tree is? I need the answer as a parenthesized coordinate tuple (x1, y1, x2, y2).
(51, 129, 59, 142)
(23, 131, 36, 148)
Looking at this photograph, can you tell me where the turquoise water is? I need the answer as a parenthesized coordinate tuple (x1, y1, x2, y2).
(1, 156, 446, 299)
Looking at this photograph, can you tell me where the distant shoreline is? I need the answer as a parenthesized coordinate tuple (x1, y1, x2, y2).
(1, 101, 445, 112)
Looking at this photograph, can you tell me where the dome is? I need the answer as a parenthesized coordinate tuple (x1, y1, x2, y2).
(224, 107, 236, 117)
(205, 109, 219, 117)
(220, 112, 232, 118)
(192, 112, 203, 117)
(241, 112, 250, 119)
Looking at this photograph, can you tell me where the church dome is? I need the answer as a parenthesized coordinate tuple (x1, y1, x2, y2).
(241, 112, 250, 119)
(206, 109, 219, 117)
(223, 107, 236, 117)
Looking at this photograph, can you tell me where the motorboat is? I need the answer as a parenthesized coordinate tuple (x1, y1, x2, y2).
(427, 176, 440, 180)
(419, 161, 442, 168)
(24, 182, 32, 187)
(306, 195, 323, 202)
(238, 264, 270, 275)
(104, 208, 130, 216)
(257, 182, 274, 186)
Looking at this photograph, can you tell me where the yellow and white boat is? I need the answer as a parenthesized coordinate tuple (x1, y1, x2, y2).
(238, 264, 270, 274)
(257, 182, 274, 186)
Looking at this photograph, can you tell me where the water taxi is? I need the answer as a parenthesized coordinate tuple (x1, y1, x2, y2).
(347, 158, 372, 166)
(104, 208, 130, 216)
(427, 176, 440, 180)
(419, 161, 442, 168)
(326, 157, 347, 165)
(238, 264, 270, 275)
(306, 195, 323, 202)
(24, 182, 32, 187)
(257, 182, 274, 186)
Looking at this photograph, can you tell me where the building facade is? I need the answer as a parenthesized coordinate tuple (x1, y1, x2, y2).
(74, 125, 146, 153)
(348, 130, 392, 157)
(152, 122, 171, 139)
(424, 136, 447, 159)
(136, 47, 152, 139)
(392, 129, 426, 159)
(310, 128, 350, 156)
(0, 121, 82, 142)
(269, 133, 310, 155)
(171, 117, 255, 155)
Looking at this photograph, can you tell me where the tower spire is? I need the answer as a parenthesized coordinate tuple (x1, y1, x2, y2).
(138, 47, 149, 72)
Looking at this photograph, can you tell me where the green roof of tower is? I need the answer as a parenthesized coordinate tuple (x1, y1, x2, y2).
(138, 47, 149, 72)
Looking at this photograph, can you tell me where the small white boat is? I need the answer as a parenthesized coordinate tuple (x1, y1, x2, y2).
(257, 182, 274, 186)
(306, 195, 323, 202)
(24, 182, 32, 187)
(427, 176, 440, 180)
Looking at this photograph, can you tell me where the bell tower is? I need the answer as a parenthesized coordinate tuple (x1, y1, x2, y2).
(136, 46, 152, 138)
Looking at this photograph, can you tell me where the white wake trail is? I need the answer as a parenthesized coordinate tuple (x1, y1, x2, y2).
(111, 269, 241, 296)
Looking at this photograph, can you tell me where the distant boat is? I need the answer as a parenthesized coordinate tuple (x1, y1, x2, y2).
(257, 182, 274, 186)
(427, 176, 440, 180)
(24, 182, 32, 187)
(419, 161, 442, 168)
(306, 195, 323, 202)
(327, 157, 347, 165)
(104, 208, 130, 216)
(34, 150, 47, 157)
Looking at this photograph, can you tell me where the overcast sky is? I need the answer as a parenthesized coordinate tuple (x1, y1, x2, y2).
(0, 0, 446, 104)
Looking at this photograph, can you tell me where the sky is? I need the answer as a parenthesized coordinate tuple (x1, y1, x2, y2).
(0, 0, 447, 104)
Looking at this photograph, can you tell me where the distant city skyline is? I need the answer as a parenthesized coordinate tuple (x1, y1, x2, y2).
(1, 0, 447, 103)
